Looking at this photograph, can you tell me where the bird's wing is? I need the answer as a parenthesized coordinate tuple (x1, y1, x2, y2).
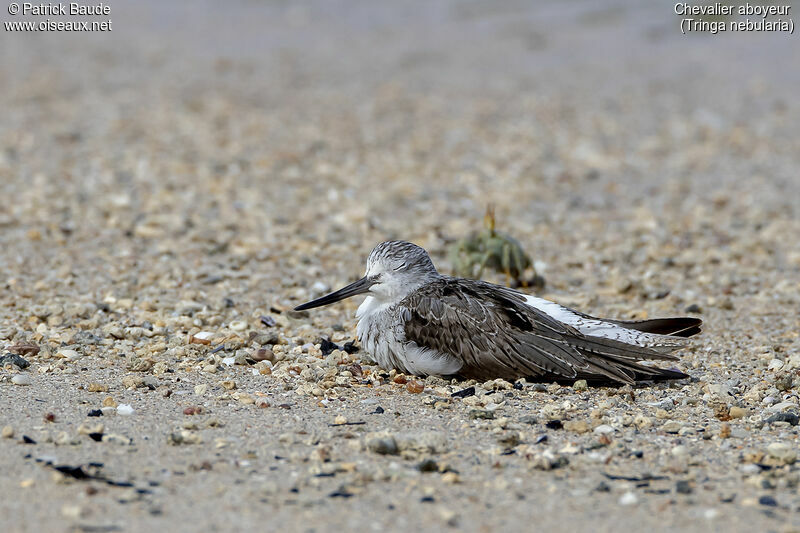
(400, 278, 678, 383)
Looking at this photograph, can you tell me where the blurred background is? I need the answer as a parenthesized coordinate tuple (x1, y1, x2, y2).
(0, 0, 798, 323)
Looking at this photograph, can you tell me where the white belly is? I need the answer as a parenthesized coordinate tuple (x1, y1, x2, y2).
(356, 296, 463, 376)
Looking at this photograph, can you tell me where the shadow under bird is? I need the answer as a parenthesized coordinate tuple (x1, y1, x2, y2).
(295, 241, 701, 384)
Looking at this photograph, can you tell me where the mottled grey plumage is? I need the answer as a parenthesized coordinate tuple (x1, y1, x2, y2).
(295, 241, 702, 384)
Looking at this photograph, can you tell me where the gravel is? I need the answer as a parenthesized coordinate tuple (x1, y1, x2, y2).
(1, 1, 799, 532)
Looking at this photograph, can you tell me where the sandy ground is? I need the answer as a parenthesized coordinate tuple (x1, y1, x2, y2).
(1, 1, 800, 531)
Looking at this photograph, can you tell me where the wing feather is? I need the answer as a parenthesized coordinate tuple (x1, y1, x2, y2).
(400, 278, 688, 383)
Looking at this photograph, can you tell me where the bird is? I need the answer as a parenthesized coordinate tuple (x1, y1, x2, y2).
(294, 241, 701, 384)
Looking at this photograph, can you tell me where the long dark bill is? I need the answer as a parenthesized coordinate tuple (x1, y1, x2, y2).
(294, 276, 374, 311)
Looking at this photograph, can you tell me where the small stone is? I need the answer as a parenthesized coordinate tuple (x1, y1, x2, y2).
(595, 481, 611, 492)
(545, 420, 563, 430)
(572, 379, 588, 391)
(662, 420, 683, 433)
(634, 415, 652, 429)
(767, 359, 784, 371)
(766, 442, 797, 465)
(766, 412, 800, 426)
(406, 381, 424, 394)
(168, 430, 202, 445)
(11, 374, 32, 386)
(87, 383, 109, 393)
(2, 426, 14, 438)
(127, 357, 154, 372)
(367, 435, 398, 455)
(418, 459, 439, 472)
(676, 480, 693, 494)
(121, 375, 145, 389)
(252, 348, 275, 362)
(183, 406, 203, 415)
(685, 303, 702, 313)
(0, 353, 30, 369)
(102, 396, 117, 408)
(593, 424, 615, 435)
(7, 343, 39, 357)
(469, 409, 495, 420)
(77, 422, 103, 436)
(766, 401, 795, 412)
(563, 420, 590, 434)
(220, 380, 237, 391)
(718, 423, 731, 439)
(441, 472, 460, 484)
(61, 504, 84, 519)
(194, 384, 209, 396)
(229, 320, 248, 331)
(116, 404, 135, 416)
(728, 406, 747, 419)
(451, 386, 476, 399)
(619, 492, 638, 505)
(759, 495, 778, 507)
(775, 374, 793, 391)
(530, 450, 569, 470)
(57, 349, 82, 361)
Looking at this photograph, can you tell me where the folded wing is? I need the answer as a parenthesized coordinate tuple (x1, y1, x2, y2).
(400, 278, 693, 384)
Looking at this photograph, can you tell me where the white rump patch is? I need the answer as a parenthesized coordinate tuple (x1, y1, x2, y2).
(522, 295, 656, 346)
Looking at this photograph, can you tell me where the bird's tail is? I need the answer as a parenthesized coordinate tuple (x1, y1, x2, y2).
(607, 317, 702, 338)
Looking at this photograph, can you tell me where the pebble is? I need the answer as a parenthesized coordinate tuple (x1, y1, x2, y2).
(633, 415, 652, 429)
(116, 404, 135, 416)
(619, 492, 638, 505)
(0, 353, 30, 369)
(530, 450, 569, 470)
(195, 384, 209, 396)
(87, 383, 109, 393)
(649, 398, 675, 411)
(2, 426, 14, 438)
(662, 421, 683, 433)
(759, 495, 778, 507)
(728, 406, 747, 419)
(367, 435, 399, 455)
(766, 442, 797, 465)
(252, 348, 275, 362)
(102, 397, 117, 408)
(593, 424, 615, 435)
(765, 412, 799, 426)
(57, 349, 82, 361)
(469, 409, 495, 420)
(564, 420, 590, 434)
(572, 380, 588, 391)
(766, 401, 796, 412)
(11, 374, 32, 386)
(168, 430, 203, 445)
(406, 381, 424, 394)
(229, 320, 248, 331)
(767, 359, 784, 371)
